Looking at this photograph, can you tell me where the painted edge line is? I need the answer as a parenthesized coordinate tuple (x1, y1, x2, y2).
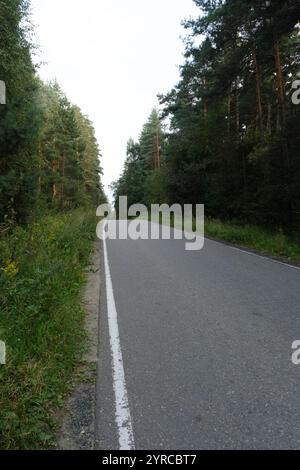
(102, 227, 135, 450)
(207, 237, 300, 272)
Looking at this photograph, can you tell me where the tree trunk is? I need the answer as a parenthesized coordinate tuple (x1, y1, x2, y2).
(52, 159, 58, 200)
(153, 130, 161, 170)
(203, 77, 208, 120)
(38, 142, 42, 195)
(227, 93, 231, 135)
(267, 102, 272, 134)
(274, 38, 285, 128)
(52, 183, 57, 200)
(236, 89, 240, 138)
(61, 151, 65, 205)
(253, 48, 263, 134)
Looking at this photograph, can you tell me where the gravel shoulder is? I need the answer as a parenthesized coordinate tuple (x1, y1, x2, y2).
(59, 242, 101, 450)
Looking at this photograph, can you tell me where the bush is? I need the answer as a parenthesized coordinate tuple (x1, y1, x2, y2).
(0, 210, 96, 449)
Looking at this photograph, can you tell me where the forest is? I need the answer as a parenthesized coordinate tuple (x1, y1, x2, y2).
(0, 0, 105, 449)
(0, 0, 106, 233)
(113, 0, 300, 232)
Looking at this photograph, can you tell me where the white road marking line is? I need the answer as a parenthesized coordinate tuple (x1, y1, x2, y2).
(103, 229, 135, 450)
(207, 237, 300, 271)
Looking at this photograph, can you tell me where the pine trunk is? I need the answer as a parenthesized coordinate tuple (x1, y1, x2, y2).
(61, 151, 65, 204)
(236, 89, 240, 137)
(267, 102, 272, 134)
(52, 159, 59, 200)
(38, 142, 42, 195)
(253, 48, 263, 134)
(227, 94, 231, 135)
(274, 38, 285, 128)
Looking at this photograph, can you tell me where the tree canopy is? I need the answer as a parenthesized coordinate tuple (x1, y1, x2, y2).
(114, 0, 300, 231)
(0, 0, 106, 231)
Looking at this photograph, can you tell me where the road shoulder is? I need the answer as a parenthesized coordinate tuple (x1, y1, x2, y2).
(58, 242, 101, 450)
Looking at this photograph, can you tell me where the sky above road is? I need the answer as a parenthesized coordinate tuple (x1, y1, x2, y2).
(30, 0, 200, 198)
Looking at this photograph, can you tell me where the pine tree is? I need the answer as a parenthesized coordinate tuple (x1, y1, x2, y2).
(0, 0, 39, 225)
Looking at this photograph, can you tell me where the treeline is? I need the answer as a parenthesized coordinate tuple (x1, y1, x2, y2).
(0, 0, 105, 231)
(114, 0, 300, 231)
(112, 109, 167, 210)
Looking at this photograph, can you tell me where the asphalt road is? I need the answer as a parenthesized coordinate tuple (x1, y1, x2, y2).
(95, 224, 300, 450)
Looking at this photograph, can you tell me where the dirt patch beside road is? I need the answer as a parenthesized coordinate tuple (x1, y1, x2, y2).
(59, 242, 101, 450)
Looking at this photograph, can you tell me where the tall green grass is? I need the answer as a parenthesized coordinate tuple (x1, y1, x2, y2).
(205, 218, 300, 263)
(0, 210, 96, 449)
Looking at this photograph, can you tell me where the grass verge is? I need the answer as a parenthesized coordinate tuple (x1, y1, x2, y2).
(205, 218, 300, 264)
(0, 210, 97, 449)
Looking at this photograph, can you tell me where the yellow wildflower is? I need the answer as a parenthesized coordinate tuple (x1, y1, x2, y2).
(3, 261, 19, 277)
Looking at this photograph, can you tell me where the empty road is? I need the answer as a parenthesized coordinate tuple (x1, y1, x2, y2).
(95, 224, 300, 450)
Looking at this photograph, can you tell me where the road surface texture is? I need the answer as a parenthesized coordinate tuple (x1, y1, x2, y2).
(95, 223, 300, 450)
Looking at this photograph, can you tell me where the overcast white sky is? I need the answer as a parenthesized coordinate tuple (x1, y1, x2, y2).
(30, 0, 200, 197)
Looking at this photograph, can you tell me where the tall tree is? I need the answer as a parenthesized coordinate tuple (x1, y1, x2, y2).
(0, 0, 39, 225)
(113, 109, 167, 209)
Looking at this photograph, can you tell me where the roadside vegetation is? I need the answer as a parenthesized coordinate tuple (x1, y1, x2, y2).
(0, 210, 97, 449)
(205, 219, 300, 264)
(0, 1, 106, 449)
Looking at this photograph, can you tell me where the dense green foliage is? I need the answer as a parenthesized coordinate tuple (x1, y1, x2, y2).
(0, 0, 105, 230)
(35, 82, 105, 211)
(0, 1, 105, 449)
(114, 0, 300, 232)
(205, 218, 300, 262)
(0, 210, 97, 449)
